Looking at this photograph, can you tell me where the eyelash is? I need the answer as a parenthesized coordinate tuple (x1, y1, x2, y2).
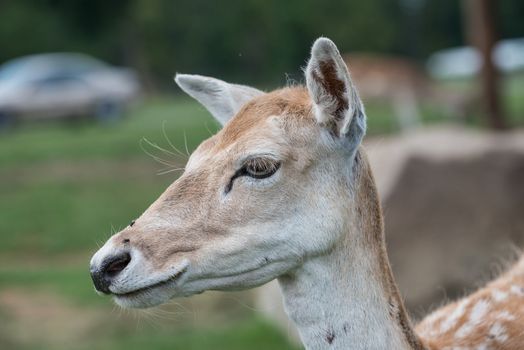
(225, 158, 281, 193)
(243, 158, 281, 179)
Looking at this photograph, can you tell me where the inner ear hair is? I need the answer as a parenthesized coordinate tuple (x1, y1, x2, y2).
(310, 58, 349, 122)
(306, 38, 365, 139)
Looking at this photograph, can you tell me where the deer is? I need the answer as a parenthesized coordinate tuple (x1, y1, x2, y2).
(342, 53, 426, 130)
(90, 38, 524, 349)
(342, 53, 473, 131)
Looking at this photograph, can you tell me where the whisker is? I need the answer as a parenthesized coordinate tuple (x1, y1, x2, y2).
(222, 295, 259, 312)
(203, 122, 216, 137)
(138, 308, 164, 329)
(140, 138, 179, 168)
(141, 137, 178, 157)
(166, 300, 193, 315)
(143, 305, 186, 321)
(157, 167, 185, 176)
(94, 239, 103, 249)
(183, 131, 190, 156)
(162, 121, 188, 158)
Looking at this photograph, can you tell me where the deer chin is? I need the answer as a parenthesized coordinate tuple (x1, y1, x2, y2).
(107, 256, 191, 309)
(114, 258, 295, 308)
(180, 259, 297, 295)
(111, 266, 189, 308)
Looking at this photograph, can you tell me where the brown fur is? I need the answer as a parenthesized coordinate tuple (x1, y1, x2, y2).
(217, 87, 313, 149)
(355, 151, 426, 350)
(417, 257, 524, 349)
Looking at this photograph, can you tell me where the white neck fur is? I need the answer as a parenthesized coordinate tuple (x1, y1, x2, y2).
(277, 156, 423, 350)
(278, 239, 409, 349)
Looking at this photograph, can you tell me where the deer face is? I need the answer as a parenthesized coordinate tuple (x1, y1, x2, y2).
(90, 38, 366, 308)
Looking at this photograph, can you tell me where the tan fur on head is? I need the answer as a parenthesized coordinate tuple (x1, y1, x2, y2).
(216, 87, 314, 149)
(114, 87, 317, 272)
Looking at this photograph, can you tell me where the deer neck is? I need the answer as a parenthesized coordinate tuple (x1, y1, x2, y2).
(277, 152, 425, 350)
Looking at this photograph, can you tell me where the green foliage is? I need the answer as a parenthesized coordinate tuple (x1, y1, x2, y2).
(1, 0, 523, 87)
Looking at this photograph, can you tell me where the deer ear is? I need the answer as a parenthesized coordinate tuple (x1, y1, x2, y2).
(175, 74, 264, 126)
(305, 38, 366, 142)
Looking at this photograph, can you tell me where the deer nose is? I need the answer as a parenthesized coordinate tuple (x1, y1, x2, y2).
(90, 252, 131, 294)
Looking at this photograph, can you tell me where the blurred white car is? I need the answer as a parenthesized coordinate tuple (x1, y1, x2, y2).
(427, 37, 524, 79)
(0, 53, 140, 127)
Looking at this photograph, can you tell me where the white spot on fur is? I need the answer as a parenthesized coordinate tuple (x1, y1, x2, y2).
(418, 307, 448, 336)
(488, 322, 508, 343)
(423, 308, 447, 326)
(440, 299, 470, 334)
(455, 299, 490, 338)
(497, 310, 516, 321)
(510, 285, 524, 296)
(491, 289, 508, 302)
(475, 344, 489, 350)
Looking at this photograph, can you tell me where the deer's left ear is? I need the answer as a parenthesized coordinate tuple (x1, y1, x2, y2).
(305, 38, 366, 144)
(175, 74, 264, 126)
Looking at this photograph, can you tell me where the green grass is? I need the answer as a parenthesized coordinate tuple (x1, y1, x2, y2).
(0, 97, 219, 166)
(0, 265, 97, 304)
(0, 96, 218, 254)
(16, 318, 298, 350)
(505, 72, 524, 126)
(0, 175, 170, 254)
(92, 319, 297, 350)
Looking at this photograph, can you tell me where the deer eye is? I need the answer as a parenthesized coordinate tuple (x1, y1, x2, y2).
(243, 158, 281, 179)
(225, 157, 281, 194)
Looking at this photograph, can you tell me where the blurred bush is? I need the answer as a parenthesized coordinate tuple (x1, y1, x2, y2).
(1, 0, 523, 88)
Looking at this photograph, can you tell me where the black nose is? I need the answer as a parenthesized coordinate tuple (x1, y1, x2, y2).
(90, 252, 131, 294)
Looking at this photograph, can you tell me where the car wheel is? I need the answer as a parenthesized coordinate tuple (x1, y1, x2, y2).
(94, 100, 123, 124)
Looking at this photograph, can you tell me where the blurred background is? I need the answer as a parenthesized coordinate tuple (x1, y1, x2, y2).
(0, 0, 523, 349)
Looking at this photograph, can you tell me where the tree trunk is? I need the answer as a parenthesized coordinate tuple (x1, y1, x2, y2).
(463, 0, 506, 130)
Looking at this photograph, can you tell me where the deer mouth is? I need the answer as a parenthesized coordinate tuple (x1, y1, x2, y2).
(112, 266, 188, 299)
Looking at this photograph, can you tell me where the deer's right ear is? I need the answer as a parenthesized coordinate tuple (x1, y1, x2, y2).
(175, 74, 264, 126)
(305, 38, 366, 147)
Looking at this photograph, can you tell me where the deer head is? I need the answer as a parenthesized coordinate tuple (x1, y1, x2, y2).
(90, 38, 366, 309)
